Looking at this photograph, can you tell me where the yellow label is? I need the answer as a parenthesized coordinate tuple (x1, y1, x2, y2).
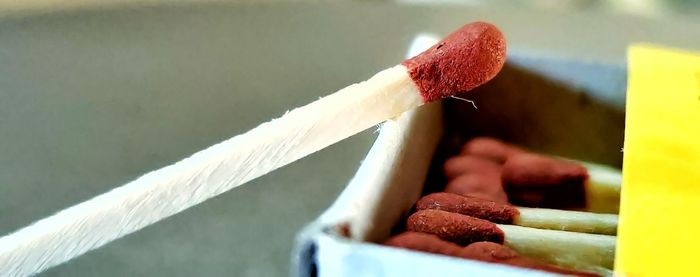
(616, 45, 700, 276)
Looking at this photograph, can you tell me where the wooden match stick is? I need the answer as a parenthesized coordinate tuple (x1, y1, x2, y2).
(407, 209, 615, 273)
(416, 192, 618, 235)
(502, 153, 621, 213)
(461, 137, 621, 213)
(576, 161, 622, 213)
(385, 232, 599, 276)
(0, 22, 506, 276)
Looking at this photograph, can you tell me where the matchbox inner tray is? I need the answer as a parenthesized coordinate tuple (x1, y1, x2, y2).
(292, 52, 626, 277)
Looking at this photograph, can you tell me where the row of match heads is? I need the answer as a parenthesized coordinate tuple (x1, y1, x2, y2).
(442, 137, 621, 213)
(380, 137, 621, 276)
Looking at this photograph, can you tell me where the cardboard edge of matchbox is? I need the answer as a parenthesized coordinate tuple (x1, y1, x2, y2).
(292, 53, 627, 277)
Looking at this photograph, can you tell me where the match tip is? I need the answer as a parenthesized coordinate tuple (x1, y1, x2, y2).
(402, 22, 507, 102)
(407, 209, 504, 245)
(503, 153, 589, 187)
(416, 193, 519, 224)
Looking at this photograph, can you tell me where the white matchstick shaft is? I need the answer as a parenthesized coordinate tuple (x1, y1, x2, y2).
(500, 224, 616, 275)
(516, 207, 618, 235)
(0, 65, 421, 276)
(581, 161, 623, 213)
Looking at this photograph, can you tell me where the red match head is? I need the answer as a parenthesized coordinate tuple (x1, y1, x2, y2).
(402, 22, 507, 102)
(407, 209, 505, 245)
(416, 192, 518, 224)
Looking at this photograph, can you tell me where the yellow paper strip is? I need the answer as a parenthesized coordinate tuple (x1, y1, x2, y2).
(616, 45, 700, 276)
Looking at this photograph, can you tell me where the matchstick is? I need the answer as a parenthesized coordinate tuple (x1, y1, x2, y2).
(0, 22, 506, 276)
(502, 153, 621, 213)
(407, 209, 616, 273)
(416, 192, 618, 235)
(385, 232, 599, 276)
(460, 137, 621, 213)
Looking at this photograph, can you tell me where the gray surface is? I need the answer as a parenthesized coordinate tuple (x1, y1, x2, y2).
(1, 2, 700, 277)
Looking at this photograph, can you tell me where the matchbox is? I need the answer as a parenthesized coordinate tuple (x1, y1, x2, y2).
(292, 51, 625, 277)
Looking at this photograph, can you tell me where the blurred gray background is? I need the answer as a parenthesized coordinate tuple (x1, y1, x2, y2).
(1, 1, 700, 276)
